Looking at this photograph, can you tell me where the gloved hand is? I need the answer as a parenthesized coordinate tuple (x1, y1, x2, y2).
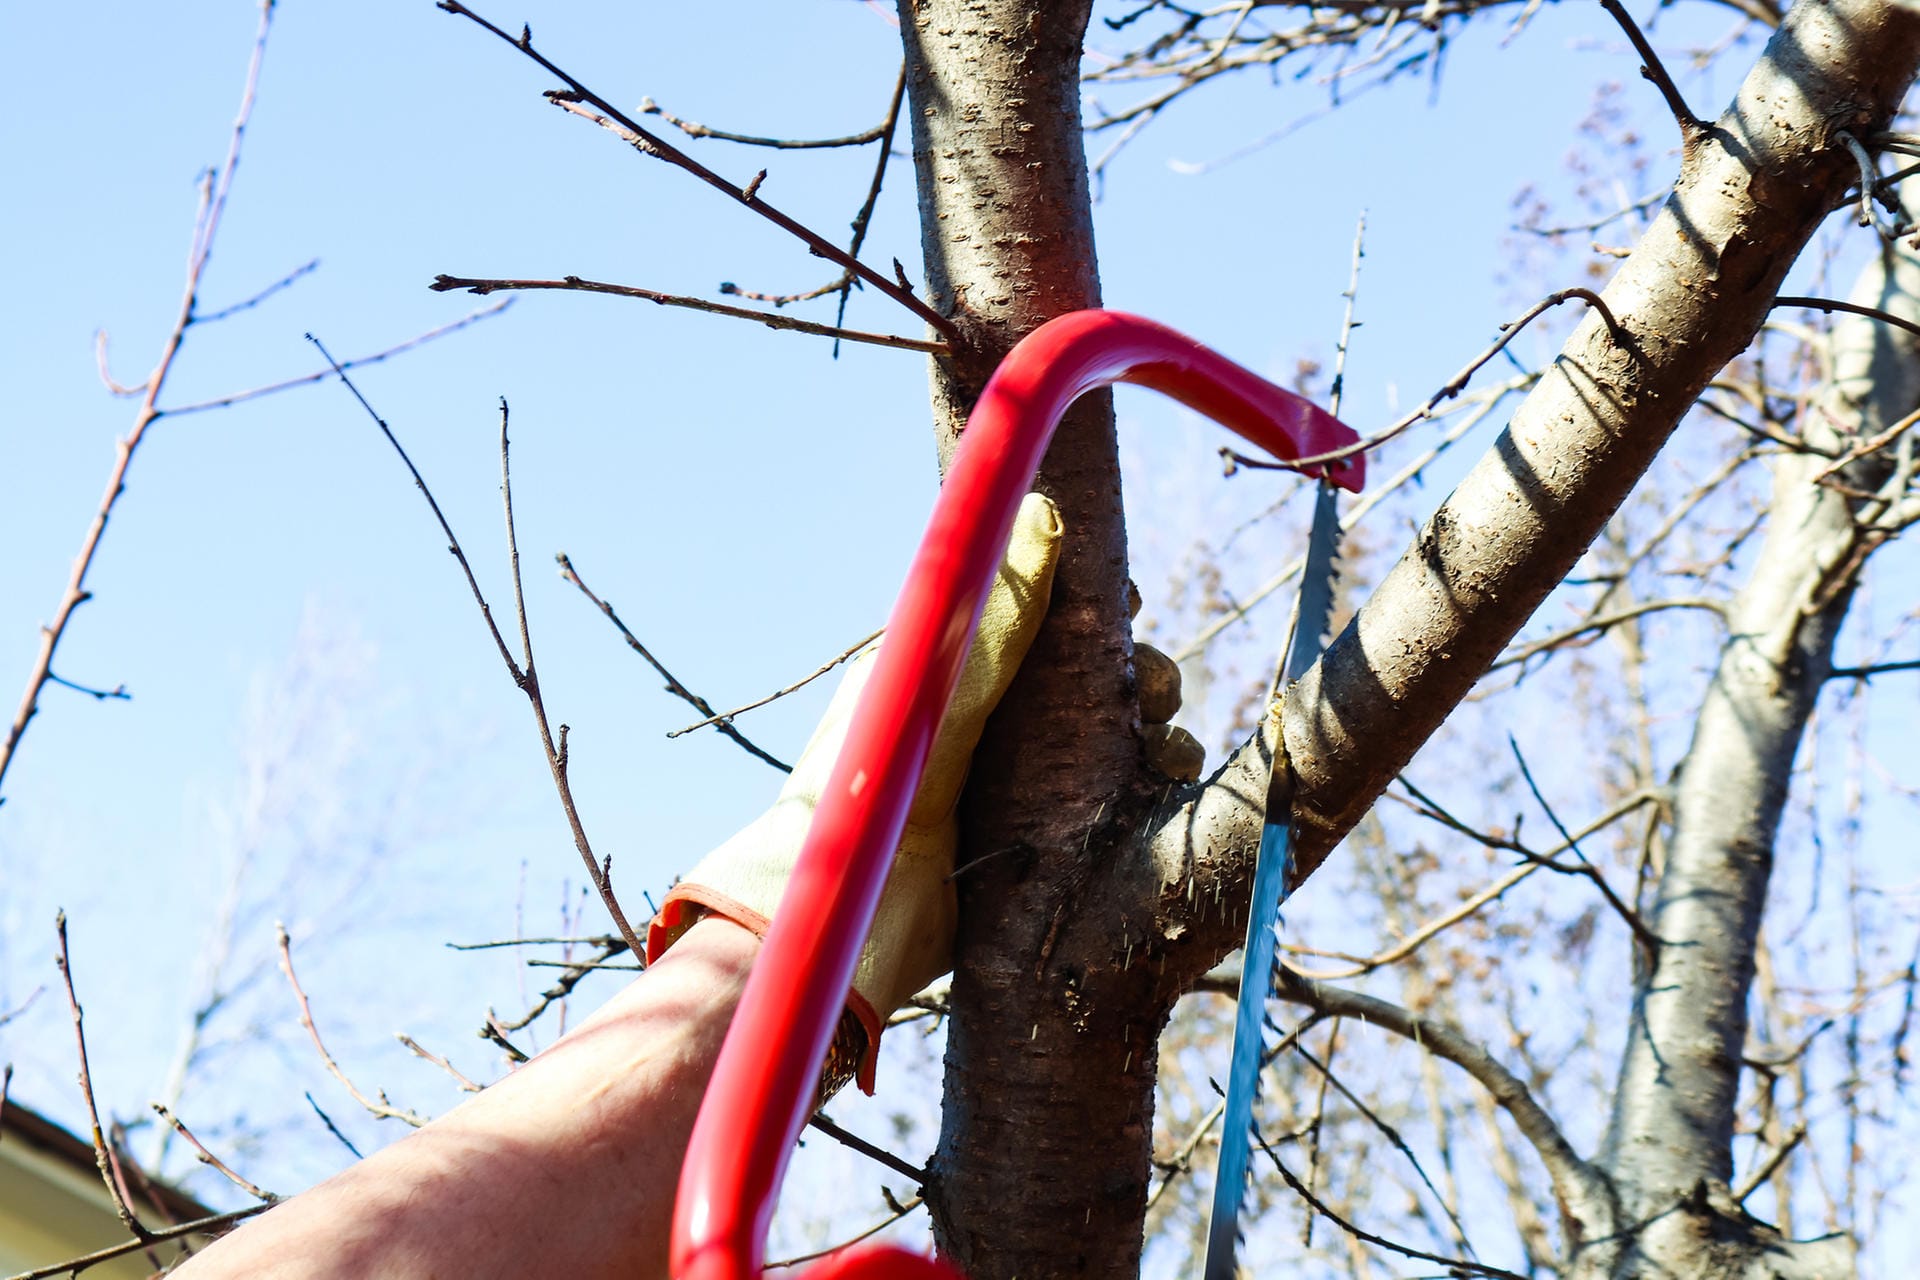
(647, 492, 1064, 1096)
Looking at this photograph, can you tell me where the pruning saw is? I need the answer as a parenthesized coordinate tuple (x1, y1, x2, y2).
(1202, 470, 1344, 1280)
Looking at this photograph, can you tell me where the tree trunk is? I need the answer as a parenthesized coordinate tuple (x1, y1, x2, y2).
(898, 3, 1169, 1276)
(899, 1, 1920, 1275)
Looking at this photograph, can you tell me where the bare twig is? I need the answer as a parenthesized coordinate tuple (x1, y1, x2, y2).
(44, 672, 130, 702)
(1777, 293, 1920, 343)
(396, 1034, 485, 1093)
(2, 1205, 268, 1280)
(1833, 132, 1909, 238)
(1733, 1120, 1807, 1202)
(1173, 377, 1531, 662)
(434, 3, 958, 344)
(163, 300, 512, 417)
(1598, 0, 1706, 140)
(1271, 964, 1614, 1249)
(767, 1195, 925, 1269)
(1487, 596, 1728, 674)
(278, 924, 429, 1128)
(1254, 1129, 1529, 1280)
(54, 912, 151, 1243)
(150, 1103, 279, 1203)
(638, 95, 889, 149)
(0, 0, 276, 803)
(429, 276, 941, 354)
(494, 937, 629, 1034)
(1220, 287, 1621, 476)
(669, 628, 883, 738)
(1508, 734, 1663, 958)
(447, 933, 619, 950)
(310, 343, 647, 960)
(1827, 658, 1920, 681)
(556, 553, 789, 771)
(806, 1111, 927, 1187)
(303, 1091, 363, 1160)
(193, 257, 320, 324)
(1393, 776, 1664, 954)
(1296, 787, 1661, 980)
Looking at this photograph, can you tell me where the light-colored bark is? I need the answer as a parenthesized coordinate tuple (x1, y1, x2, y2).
(1147, 0, 1920, 979)
(1584, 181, 1920, 1278)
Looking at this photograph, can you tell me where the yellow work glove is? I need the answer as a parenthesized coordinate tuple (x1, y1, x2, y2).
(646, 492, 1063, 1095)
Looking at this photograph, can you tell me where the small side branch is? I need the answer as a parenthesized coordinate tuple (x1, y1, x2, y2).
(1253, 1133, 1528, 1280)
(638, 95, 889, 150)
(2, 1205, 268, 1280)
(54, 912, 151, 1244)
(668, 628, 882, 739)
(556, 554, 789, 772)
(278, 925, 429, 1129)
(1776, 294, 1920, 344)
(1272, 964, 1617, 1241)
(429, 276, 942, 355)
(149, 1103, 279, 1203)
(164, 301, 511, 417)
(1221, 288, 1622, 476)
(309, 342, 647, 959)
(1598, 0, 1707, 143)
(434, 3, 959, 345)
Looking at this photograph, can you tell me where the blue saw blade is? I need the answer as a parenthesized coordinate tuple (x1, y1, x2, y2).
(1201, 476, 1340, 1280)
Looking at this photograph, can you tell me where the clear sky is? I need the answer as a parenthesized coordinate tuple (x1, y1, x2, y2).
(3, 0, 1879, 1257)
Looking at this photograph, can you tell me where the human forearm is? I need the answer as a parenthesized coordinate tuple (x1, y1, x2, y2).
(175, 917, 756, 1280)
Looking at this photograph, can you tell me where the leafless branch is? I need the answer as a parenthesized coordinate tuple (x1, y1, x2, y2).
(303, 1091, 363, 1160)
(1487, 596, 1728, 675)
(0, 0, 277, 803)
(1271, 964, 1617, 1244)
(1, 1205, 268, 1280)
(1253, 1127, 1530, 1280)
(806, 1111, 927, 1187)
(1597, 0, 1706, 141)
(1220, 287, 1621, 476)
(396, 1034, 485, 1093)
(669, 628, 883, 739)
(767, 1194, 925, 1269)
(556, 552, 789, 771)
(434, 3, 958, 344)
(638, 95, 890, 149)
(310, 344, 647, 959)
(54, 912, 151, 1243)
(193, 257, 320, 324)
(428, 276, 941, 354)
(1776, 294, 1920, 344)
(163, 300, 512, 417)
(278, 924, 429, 1128)
(149, 1103, 279, 1203)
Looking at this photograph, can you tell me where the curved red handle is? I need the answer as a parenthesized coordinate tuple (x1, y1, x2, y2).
(671, 310, 1363, 1280)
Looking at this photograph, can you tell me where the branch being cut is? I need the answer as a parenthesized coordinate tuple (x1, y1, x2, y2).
(1146, 0, 1920, 969)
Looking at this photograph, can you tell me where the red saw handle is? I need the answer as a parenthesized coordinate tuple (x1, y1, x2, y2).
(670, 309, 1363, 1280)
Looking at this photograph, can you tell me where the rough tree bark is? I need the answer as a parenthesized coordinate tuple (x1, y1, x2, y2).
(897, 1, 1920, 1276)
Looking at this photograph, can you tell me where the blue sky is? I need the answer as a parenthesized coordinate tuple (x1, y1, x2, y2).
(4, 0, 1861, 1253)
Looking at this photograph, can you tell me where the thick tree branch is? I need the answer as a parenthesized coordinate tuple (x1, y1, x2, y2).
(1147, 0, 1920, 989)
